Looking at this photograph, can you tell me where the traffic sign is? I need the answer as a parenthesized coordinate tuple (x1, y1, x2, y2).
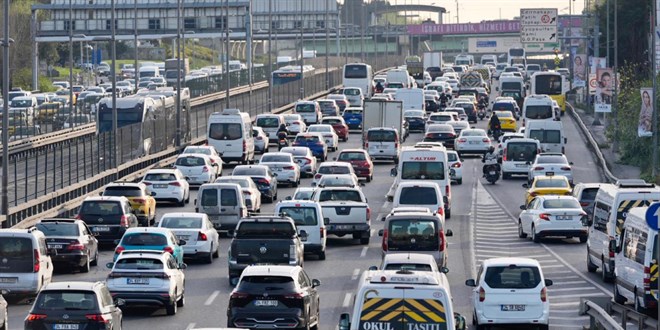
(520, 8, 558, 44)
(646, 202, 660, 231)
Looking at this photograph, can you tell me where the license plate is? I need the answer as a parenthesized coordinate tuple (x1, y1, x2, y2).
(515, 164, 526, 167)
(556, 215, 573, 220)
(489, 171, 496, 175)
(177, 235, 190, 241)
(0, 277, 17, 283)
(469, 141, 478, 144)
(333, 225, 353, 230)
(254, 300, 278, 307)
(93, 226, 110, 232)
(501, 304, 525, 311)
(48, 244, 63, 249)
(127, 278, 150, 285)
(545, 172, 555, 176)
(154, 184, 168, 188)
(54, 325, 79, 330)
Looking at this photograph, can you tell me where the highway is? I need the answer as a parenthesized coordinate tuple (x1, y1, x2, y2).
(5, 109, 611, 330)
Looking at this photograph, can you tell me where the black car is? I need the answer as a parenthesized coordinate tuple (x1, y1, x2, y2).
(35, 219, 99, 273)
(404, 111, 427, 132)
(425, 99, 440, 113)
(25, 281, 124, 330)
(76, 196, 139, 245)
(227, 265, 321, 330)
(424, 124, 457, 149)
(232, 165, 278, 203)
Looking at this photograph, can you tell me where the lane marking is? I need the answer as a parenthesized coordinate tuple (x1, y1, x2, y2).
(342, 293, 352, 307)
(549, 293, 608, 299)
(549, 280, 587, 286)
(351, 268, 360, 280)
(204, 290, 220, 306)
(360, 246, 368, 257)
(551, 301, 581, 307)
(549, 287, 601, 292)
(186, 323, 197, 330)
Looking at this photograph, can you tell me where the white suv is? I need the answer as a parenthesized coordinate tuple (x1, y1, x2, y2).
(0, 227, 54, 296)
(141, 168, 191, 206)
(106, 250, 186, 315)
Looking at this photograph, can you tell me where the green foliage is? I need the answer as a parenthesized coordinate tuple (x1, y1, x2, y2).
(10, 68, 55, 92)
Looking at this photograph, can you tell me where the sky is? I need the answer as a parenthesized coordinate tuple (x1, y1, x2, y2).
(388, 0, 587, 24)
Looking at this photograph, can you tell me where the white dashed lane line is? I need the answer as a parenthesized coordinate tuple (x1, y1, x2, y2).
(342, 293, 352, 307)
(360, 246, 368, 257)
(204, 290, 220, 306)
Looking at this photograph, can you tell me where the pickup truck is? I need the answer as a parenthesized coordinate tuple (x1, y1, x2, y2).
(227, 216, 306, 286)
(311, 187, 371, 245)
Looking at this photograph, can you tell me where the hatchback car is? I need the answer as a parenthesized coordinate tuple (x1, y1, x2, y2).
(447, 120, 469, 136)
(292, 133, 328, 161)
(215, 176, 263, 213)
(25, 281, 123, 330)
(317, 99, 340, 117)
(424, 124, 457, 149)
(342, 107, 363, 129)
(404, 110, 427, 132)
(280, 146, 317, 178)
(327, 94, 349, 112)
(35, 219, 99, 273)
(106, 250, 186, 315)
(320, 116, 349, 141)
(232, 165, 278, 203)
(282, 114, 307, 135)
(455, 129, 491, 156)
(518, 195, 589, 243)
(252, 126, 270, 153)
(445, 107, 468, 121)
(113, 227, 185, 266)
(292, 187, 316, 200)
(102, 182, 157, 226)
(522, 175, 573, 205)
(174, 153, 220, 185)
(307, 124, 339, 152)
(258, 152, 301, 187)
(255, 114, 286, 140)
(76, 196, 139, 245)
(572, 183, 611, 223)
(335, 149, 374, 182)
(313, 162, 357, 187)
(466, 258, 552, 329)
(141, 168, 191, 206)
(157, 213, 220, 263)
(528, 153, 574, 185)
(227, 265, 321, 330)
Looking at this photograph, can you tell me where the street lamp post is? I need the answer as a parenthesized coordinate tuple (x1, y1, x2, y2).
(299, 0, 304, 100)
(325, 0, 329, 90)
(268, 0, 273, 111)
(225, 0, 231, 109)
(133, 0, 138, 93)
(68, 0, 74, 128)
(111, 0, 118, 168)
(175, 0, 182, 147)
(1, 0, 14, 225)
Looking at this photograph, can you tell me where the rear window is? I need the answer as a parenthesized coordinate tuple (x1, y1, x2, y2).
(233, 167, 267, 176)
(367, 130, 396, 142)
(103, 186, 143, 197)
(183, 147, 212, 155)
(505, 143, 538, 162)
(317, 190, 362, 202)
(529, 129, 561, 144)
(237, 276, 296, 292)
(0, 237, 33, 272)
(493, 103, 514, 111)
(322, 119, 342, 125)
(261, 155, 291, 163)
(294, 135, 320, 144)
(384, 263, 433, 271)
(35, 291, 98, 311)
(256, 117, 280, 128)
(461, 130, 486, 137)
(484, 265, 542, 289)
(79, 201, 122, 216)
(447, 153, 458, 162)
(537, 155, 567, 164)
(122, 233, 168, 246)
(535, 179, 569, 188)
(430, 115, 452, 121)
(296, 103, 316, 112)
(388, 219, 438, 250)
(221, 189, 238, 206)
(216, 178, 250, 188)
(176, 156, 206, 166)
(236, 222, 296, 238)
(319, 166, 350, 174)
(543, 199, 581, 209)
(278, 207, 318, 226)
(200, 188, 218, 206)
(580, 188, 600, 201)
(36, 223, 80, 236)
(398, 187, 438, 205)
(144, 173, 177, 181)
(209, 123, 242, 140)
(293, 190, 314, 200)
(114, 258, 164, 270)
(160, 217, 203, 229)
(338, 152, 366, 161)
(525, 105, 553, 119)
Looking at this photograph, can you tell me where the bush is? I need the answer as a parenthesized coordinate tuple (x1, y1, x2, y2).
(11, 68, 57, 92)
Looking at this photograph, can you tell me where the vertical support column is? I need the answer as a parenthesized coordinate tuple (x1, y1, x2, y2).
(31, 10, 39, 90)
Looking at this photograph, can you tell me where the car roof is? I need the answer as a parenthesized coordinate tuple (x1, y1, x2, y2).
(398, 181, 441, 189)
(39, 218, 84, 225)
(234, 164, 269, 170)
(124, 227, 173, 235)
(482, 257, 541, 268)
(117, 250, 171, 260)
(43, 281, 103, 291)
(105, 181, 145, 188)
(319, 161, 351, 167)
(160, 212, 206, 218)
(241, 265, 301, 277)
(534, 175, 570, 182)
(383, 253, 437, 264)
(83, 196, 128, 202)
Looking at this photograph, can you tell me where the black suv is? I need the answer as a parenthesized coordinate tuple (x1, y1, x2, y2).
(35, 219, 99, 273)
(25, 281, 124, 330)
(227, 265, 321, 330)
(76, 196, 139, 245)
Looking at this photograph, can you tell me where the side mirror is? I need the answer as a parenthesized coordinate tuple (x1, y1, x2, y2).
(359, 182, 366, 187)
(185, 177, 191, 181)
(150, 191, 156, 196)
(390, 168, 398, 177)
(465, 279, 477, 287)
(368, 265, 378, 271)
(115, 298, 126, 307)
(179, 263, 188, 270)
(113, 239, 121, 245)
(454, 313, 467, 330)
(324, 217, 330, 225)
(272, 172, 277, 177)
(441, 267, 449, 274)
(311, 279, 321, 288)
(254, 159, 259, 164)
(285, 196, 292, 200)
(569, 162, 574, 165)
(520, 205, 526, 210)
(564, 137, 568, 144)
(193, 199, 197, 205)
(252, 132, 258, 137)
(445, 229, 453, 237)
(338, 313, 351, 330)
(522, 183, 529, 188)
(544, 279, 553, 287)
(179, 240, 186, 246)
(378, 229, 384, 236)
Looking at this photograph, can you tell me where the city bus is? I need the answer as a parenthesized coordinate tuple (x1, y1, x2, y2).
(507, 47, 527, 67)
(530, 71, 566, 114)
(342, 63, 374, 98)
(271, 65, 315, 85)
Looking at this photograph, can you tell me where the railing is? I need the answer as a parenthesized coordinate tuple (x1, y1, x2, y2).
(580, 297, 658, 330)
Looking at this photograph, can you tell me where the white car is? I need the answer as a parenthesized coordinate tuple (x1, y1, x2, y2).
(455, 128, 491, 156)
(106, 250, 186, 315)
(174, 153, 220, 185)
(215, 175, 262, 213)
(518, 195, 588, 243)
(280, 146, 317, 178)
(317, 174, 361, 188)
(157, 213, 220, 263)
(466, 257, 552, 329)
(252, 126, 270, 153)
(292, 187, 316, 200)
(312, 161, 357, 187)
(181, 145, 224, 170)
(307, 124, 339, 151)
(423, 90, 440, 101)
(141, 168, 191, 206)
(426, 112, 455, 125)
(496, 133, 525, 159)
(258, 152, 301, 187)
(527, 153, 574, 185)
(283, 113, 307, 135)
(447, 150, 463, 185)
(447, 120, 469, 136)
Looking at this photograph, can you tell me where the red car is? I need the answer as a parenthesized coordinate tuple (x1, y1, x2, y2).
(321, 116, 349, 142)
(335, 149, 374, 182)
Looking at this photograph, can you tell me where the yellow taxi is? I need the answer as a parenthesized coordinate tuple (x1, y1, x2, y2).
(101, 182, 156, 226)
(522, 175, 572, 205)
(37, 102, 62, 122)
(492, 110, 517, 132)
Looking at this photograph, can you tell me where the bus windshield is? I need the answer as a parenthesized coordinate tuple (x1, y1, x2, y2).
(534, 75, 563, 95)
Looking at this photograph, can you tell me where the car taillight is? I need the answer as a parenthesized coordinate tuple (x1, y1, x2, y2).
(533, 167, 544, 171)
(479, 287, 486, 302)
(580, 202, 589, 206)
(458, 138, 467, 143)
(365, 142, 369, 148)
(164, 246, 174, 254)
(425, 133, 433, 138)
(503, 148, 507, 161)
(452, 162, 462, 168)
(120, 215, 129, 227)
(284, 166, 295, 170)
(530, 192, 539, 197)
(67, 241, 85, 251)
(446, 185, 451, 200)
(27, 314, 48, 321)
(366, 207, 371, 221)
(85, 314, 110, 323)
(437, 206, 444, 217)
(539, 213, 551, 221)
(198, 232, 208, 241)
(293, 121, 301, 125)
(257, 179, 270, 185)
(561, 166, 571, 171)
(143, 182, 153, 186)
(540, 287, 547, 302)
(382, 229, 389, 251)
(314, 174, 322, 180)
(230, 292, 249, 299)
(320, 227, 325, 238)
(33, 249, 40, 273)
(482, 138, 490, 143)
(74, 214, 82, 219)
(169, 181, 181, 186)
(243, 191, 252, 196)
(438, 229, 446, 252)
(203, 166, 209, 173)
(644, 266, 651, 291)
(304, 157, 313, 165)
(256, 136, 263, 140)
(394, 141, 399, 148)
(115, 246, 125, 254)
(209, 158, 216, 164)
(284, 292, 304, 299)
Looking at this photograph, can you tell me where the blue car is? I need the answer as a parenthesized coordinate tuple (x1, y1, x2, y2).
(342, 108, 363, 129)
(292, 133, 328, 161)
(113, 227, 185, 266)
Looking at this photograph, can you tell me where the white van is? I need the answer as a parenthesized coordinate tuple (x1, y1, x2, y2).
(525, 120, 566, 153)
(501, 138, 541, 179)
(138, 65, 161, 79)
(388, 145, 452, 218)
(275, 200, 327, 260)
(207, 108, 255, 164)
(522, 94, 556, 126)
(338, 269, 466, 330)
(395, 88, 425, 111)
(392, 181, 445, 220)
(612, 205, 659, 314)
(385, 69, 410, 89)
(0, 227, 54, 296)
(586, 180, 660, 282)
(294, 100, 322, 125)
(255, 113, 286, 140)
(195, 182, 247, 233)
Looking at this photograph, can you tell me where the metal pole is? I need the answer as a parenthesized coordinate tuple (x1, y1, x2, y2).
(612, 0, 618, 152)
(69, 0, 74, 128)
(2, 0, 11, 223)
(268, 0, 273, 111)
(225, 0, 230, 109)
(175, 0, 182, 146)
(79, 41, 83, 85)
(111, 0, 118, 168)
(299, 0, 304, 100)
(653, 0, 658, 178)
(360, 1, 364, 61)
(592, 8, 602, 125)
(325, 0, 330, 90)
(134, 0, 138, 93)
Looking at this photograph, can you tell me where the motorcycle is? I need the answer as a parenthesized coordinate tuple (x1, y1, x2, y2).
(490, 125, 502, 141)
(277, 132, 289, 150)
(483, 164, 500, 184)
(478, 109, 486, 120)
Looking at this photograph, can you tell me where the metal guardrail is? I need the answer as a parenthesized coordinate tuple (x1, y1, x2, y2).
(567, 103, 619, 183)
(580, 297, 658, 330)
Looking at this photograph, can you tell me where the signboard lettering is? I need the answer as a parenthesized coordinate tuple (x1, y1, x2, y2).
(409, 156, 437, 161)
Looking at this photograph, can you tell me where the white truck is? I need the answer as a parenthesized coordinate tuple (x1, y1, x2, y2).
(311, 186, 371, 245)
(394, 89, 425, 111)
(423, 52, 443, 70)
(361, 100, 405, 143)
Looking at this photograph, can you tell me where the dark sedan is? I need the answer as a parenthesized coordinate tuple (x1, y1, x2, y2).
(404, 110, 427, 133)
(424, 123, 457, 149)
(35, 219, 100, 273)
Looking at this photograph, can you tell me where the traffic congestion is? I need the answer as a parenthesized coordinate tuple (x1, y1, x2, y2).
(0, 50, 658, 330)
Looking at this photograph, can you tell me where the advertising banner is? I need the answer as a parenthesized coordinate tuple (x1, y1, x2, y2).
(595, 68, 613, 113)
(639, 88, 654, 137)
(573, 54, 587, 87)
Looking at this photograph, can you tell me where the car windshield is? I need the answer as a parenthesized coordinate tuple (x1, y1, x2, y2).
(537, 156, 567, 164)
(278, 207, 318, 226)
(103, 186, 143, 197)
(144, 173, 177, 181)
(233, 167, 266, 176)
(79, 202, 122, 216)
(35, 223, 80, 236)
(319, 166, 350, 174)
(236, 222, 296, 238)
(401, 162, 445, 180)
(384, 263, 433, 271)
(543, 199, 581, 209)
(338, 152, 366, 161)
(122, 233, 168, 246)
(399, 187, 438, 205)
(176, 156, 206, 166)
(293, 190, 314, 200)
(160, 217, 203, 229)
(261, 155, 291, 163)
(387, 219, 438, 250)
(35, 291, 98, 311)
(535, 179, 569, 188)
(114, 258, 164, 270)
(581, 188, 599, 201)
(317, 190, 362, 202)
(484, 265, 542, 289)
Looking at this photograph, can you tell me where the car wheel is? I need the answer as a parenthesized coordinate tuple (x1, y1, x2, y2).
(518, 220, 527, 238)
(205, 248, 214, 264)
(366, 175, 372, 183)
(318, 249, 326, 260)
(601, 259, 614, 283)
(537, 325, 549, 330)
(531, 226, 541, 243)
(90, 250, 98, 266)
(613, 283, 626, 304)
(586, 251, 598, 273)
(212, 244, 220, 258)
(293, 179, 299, 187)
(394, 157, 399, 165)
(360, 237, 369, 245)
(177, 291, 185, 307)
(166, 299, 178, 315)
(445, 208, 451, 219)
(579, 235, 588, 243)
(177, 197, 185, 207)
(457, 178, 462, 185)
(80, 256, 90, 273)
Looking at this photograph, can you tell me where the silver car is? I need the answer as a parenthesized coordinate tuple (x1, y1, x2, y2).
(528, 153, 574, 185)
(252, 126, 270, 153)
(258, 152, 301, 187)
(283, 114, 307, 135)
(280, 146, 317, 178)
(455, 128, 491, 155)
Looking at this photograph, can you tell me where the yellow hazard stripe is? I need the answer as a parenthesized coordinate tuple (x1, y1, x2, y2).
(618, 200, 631, 212)
(404, 311, 426, 322)
(651, 264, 658, 282)
(406, 299, 430, 312)
(380, 310, 401, 321)
(361, 298, 381, 311)
(360, 299, 402, 320)
(424, 299, 447, 314)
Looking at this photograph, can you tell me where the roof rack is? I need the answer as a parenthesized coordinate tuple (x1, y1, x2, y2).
(616, 179, 655, 189)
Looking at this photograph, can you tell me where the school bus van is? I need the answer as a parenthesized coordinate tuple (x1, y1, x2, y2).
(612, 205, 658, 315)
(338, 269, 466, 330)
(586, 179, 660, 283)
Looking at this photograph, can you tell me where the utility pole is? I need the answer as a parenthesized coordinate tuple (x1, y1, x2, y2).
(612, 0, 618, 152)
(68, 0, 74, 129)
(2, 0, 12, 225)
(111, 0, 117, 167)
(592, 8, 602, 125)
(225, 0, 230, 109)
(268, 0, 273, 111)
(325, 0, 330, 90)
(175, 0, 182, 147)
(299, 0, 304, 100)
(133, 0, 138, 94)
(653, 0, 658, 178)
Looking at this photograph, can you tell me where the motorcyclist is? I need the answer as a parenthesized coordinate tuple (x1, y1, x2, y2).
(439, 92, 449, 107)
(375, 81, 384, 94)
(481, 146, 499, 177)
(488, 112, 501, 136)
(277, 123, 288, 139)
